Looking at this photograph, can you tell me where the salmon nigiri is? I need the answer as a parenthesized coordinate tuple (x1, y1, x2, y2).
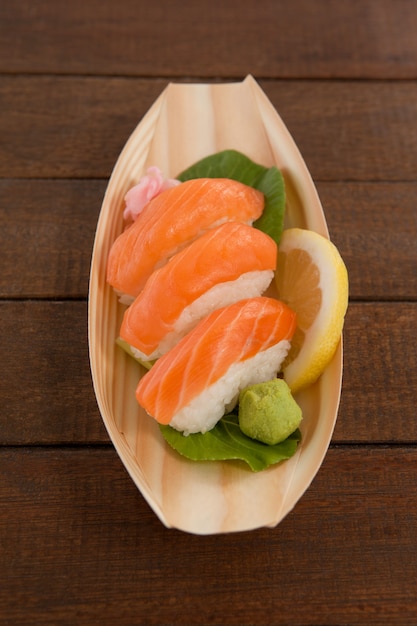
(120, 222, 277, 361)
(107, 178, 264, 298)
(136, 297, 297, 435)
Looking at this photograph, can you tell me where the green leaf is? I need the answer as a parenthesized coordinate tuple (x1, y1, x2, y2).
(177, 149, 285, 244)
(252, 166, 285, 246)
(160, 415, 301, 472)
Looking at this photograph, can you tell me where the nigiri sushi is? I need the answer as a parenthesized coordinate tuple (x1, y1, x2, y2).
(136, 297, 297, 435)
(120, 222, 277, 361)
(107, 178, 264, 298)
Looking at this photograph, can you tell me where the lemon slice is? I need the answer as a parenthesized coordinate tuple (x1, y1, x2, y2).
(275, 228, 349, 393)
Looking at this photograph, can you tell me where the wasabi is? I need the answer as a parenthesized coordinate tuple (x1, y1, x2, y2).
(238, 378, 302, 445)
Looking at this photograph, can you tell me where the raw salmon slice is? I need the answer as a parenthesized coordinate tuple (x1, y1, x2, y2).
(107, 178, 264, 297)
(120, 222, 277, 360)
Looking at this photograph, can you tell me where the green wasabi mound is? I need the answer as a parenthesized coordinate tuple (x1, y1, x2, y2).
(238, 378, 303, 445)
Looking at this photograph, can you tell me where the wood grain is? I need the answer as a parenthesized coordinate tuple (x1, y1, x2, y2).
(0, 179, 105, 298)
(1, 446, 416, 625)
(334, 303, 417, 442)
(317, 181, 417, 301)
(1, 78, 416, 181)
(0, 301, 107, 445)
(1, 301, 416, 445)
(1, 0, 416, 79)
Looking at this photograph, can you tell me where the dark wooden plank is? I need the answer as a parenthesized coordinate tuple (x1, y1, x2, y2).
(334, 303, 417, 442)
(1, 77, 416, 181)
(1, 0, 417, 79)
(1, 446, 416, 625)
(1, 180, 416, 301)
(265, 80, 417, 183)
(316, 181, 417, 301)
(0, 301, 107, 444)
(0, 76, 166, 179)
(0, 301, 416, 445)
(0, 179, 105, 298)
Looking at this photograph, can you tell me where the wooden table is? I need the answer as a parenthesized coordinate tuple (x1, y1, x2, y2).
(1, 1, 416, 624)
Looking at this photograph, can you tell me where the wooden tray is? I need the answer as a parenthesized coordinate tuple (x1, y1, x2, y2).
(88, 76, 343, 534)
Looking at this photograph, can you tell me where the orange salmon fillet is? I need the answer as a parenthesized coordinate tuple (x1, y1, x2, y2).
(120, 222, 277, 357)
(136, 297, 297, 425)
(107, 178, 264, 297)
